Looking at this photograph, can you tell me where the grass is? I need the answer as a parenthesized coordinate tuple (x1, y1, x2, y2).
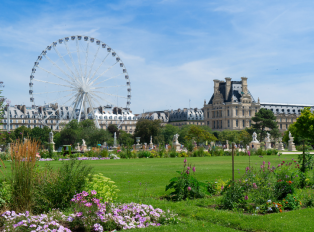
(2, 154, 314, 231)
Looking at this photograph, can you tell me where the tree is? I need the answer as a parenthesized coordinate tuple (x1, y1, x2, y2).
(118, 130, 134, 146)
(14, 126, 32, 140)
(293, 107, 314, 173)
(134, 119, 162, 144)
(239, 129, 251, 146)
(161, 124, 179, 144)
(107, 125, 119, 137)
(250, 108, 279, 141)
(217, 130, 240, 144)
(29, 126, 51, 145)
(184, 125, 217, 145)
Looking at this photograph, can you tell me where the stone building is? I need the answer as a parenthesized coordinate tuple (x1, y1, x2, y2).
(204, 77, 260, 131)
(1, 104, 138, 134)
(204, 77, 314, 132)
(168, 108, 205, 127)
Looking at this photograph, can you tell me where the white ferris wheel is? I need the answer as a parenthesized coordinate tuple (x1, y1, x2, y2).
(29, 35, 131, 128)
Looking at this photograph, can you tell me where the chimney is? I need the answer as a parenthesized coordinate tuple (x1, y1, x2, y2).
(213, 79, 220, 95)
(225, 77, 231, 100)
(241, 77, 248, 94)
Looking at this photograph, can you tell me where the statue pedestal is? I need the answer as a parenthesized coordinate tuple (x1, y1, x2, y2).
(278, 142, 284, 151)
(275, 142, 279, 150)
(81, 145, 87, 152)
(288, 140, 296, 151)
(250, 141, 260, 150)
(49, 142, 55, 152)
(149, 143, 153, 149)
(135, 144, 141, 150)
(173, 143, 181, 152)
(265, 141, 271, 149)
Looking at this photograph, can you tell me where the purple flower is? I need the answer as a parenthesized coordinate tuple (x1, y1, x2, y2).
(221, 185, 224, 190)
(187, 187, 191, 191)
(253, 183, 257, 189)
(184, 159, 186, 163)
(76, 212, 83, 217)
(187, 166, 190, 170)
(244, 195, 248, 200)
(85, 203, 92, 207)
(91, 190, 97, 195)
(192, 166, 195, 173)
(186, 170, 189, 174)
(248, 151, 250, 156)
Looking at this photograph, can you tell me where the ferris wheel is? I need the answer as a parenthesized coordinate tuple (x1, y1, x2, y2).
(29, 35, 131, 128)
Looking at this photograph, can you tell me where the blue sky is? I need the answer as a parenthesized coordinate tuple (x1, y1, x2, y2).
(1, 0, 314, 113)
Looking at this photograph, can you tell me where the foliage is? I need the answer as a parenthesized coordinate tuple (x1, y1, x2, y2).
(138, 150, 151, 158)
(161, 124, 179, 144)
(283, 194, 302, 210)
(165, 159, 207, 201)
(9, 139, 39, 212)
(184, 125, 217, 144)
(220, 180, 246, 210)
(134, 119, 162, 144)
(85, 173, 119, 203)
(0, 181, 11, 208)
(249, 108, 280, 141)
(118, 130, 134, 146)
(294, 107, 314, 143)
(274, 180, 295, 200)
(32, 159, 93, 213)
(206, 181, 217, 196)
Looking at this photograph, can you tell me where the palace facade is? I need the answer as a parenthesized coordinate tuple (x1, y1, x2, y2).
(204, 77, 314, 132)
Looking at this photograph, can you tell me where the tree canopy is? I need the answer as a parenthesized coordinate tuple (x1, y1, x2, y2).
(249, 108, 279, 141)
(134, 119, 162, 144)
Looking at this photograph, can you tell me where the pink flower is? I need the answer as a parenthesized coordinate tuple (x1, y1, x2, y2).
(82, 191, 89, 197)
(186, 170, 189, 174)
(192, 166, 196, 173)
(91, 190, 97, 195)
(268, 162, 271, 166)
(244, 195, 248, 200)
(253, 183, 257, 189)
(85, 203, 92, 207)
(76, 212, 83, 217)
(248, 151, 250, 156)
(184, 159, 187, 163)
(187, 187, 191, 191)
(187, 166, 190, 170)
(263, 161, 265, 165)
(221, 185, 224, 190)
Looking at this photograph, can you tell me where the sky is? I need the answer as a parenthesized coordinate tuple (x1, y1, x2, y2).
(1, 0, 314, 114)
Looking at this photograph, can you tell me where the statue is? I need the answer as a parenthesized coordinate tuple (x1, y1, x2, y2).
(150, 136, 153, 144)
(173, 134, 179, 144)
(252, 132, 257, 142)
(266, 132, 270, 141)
(49, 131, 54, 143)
(82, 139, 86, 146)
(289, 131, 292, 139)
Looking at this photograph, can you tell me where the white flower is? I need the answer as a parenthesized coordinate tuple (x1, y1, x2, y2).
(267, 200, 271, 203)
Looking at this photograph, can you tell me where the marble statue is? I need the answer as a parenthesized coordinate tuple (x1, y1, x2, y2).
(82, 139, 86, 146)
(266, 132, 270, 141)
(173, 134, 179, 144)
(49, 131, 54, 143)
(252, 132, 257, 142)
(289, 131, 292, 140)
(150, 136, 153, 144)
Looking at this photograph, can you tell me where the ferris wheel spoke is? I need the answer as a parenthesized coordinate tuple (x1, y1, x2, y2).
(64, 41, 81, 78)
(37, 66, 76, 86)
(84, 41, 90, 79)
(92, 73, 123, 87)
(88, 52, 110, 82)
(33, 89, 74, 95)
(76, 38, 83, 78)
(92, 84, 127, 90)
(89, 61, 118, 86)
(53, 46, 78, 81)
(33, 79, 74, 89)
(93, 91, 127, 99)
(85, 94, 99, 127)
(44, 92, 77, 106)
(86, 45, 100, 82)
(89, 92, 115, 107)
(69, 93, 82, 120)
(44, 54, 77, 85)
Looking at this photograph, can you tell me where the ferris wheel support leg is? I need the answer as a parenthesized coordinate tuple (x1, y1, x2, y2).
(78, 93, 85, 123)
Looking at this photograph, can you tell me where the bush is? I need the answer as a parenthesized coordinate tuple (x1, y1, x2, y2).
(0, 152, 10, 161)
(165, 159, 207, 201)
(169, 150, 177, 158)
(0, 180, 11, 208)
(138, 151, 151, 158)
(274, 180, 295, 200)
(296, 144, 312, 151)
(283, 194, 301, 210)
(206, 181, 217, 196)
(32, 159, 93, 213)
(220, 180, 246, 210)
(85, 173, 119, 203)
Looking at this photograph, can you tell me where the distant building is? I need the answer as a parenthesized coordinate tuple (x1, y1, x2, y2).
(168, 108, 204, 126)
(1, 104, 137, 134)
(204, 77, 314, 132)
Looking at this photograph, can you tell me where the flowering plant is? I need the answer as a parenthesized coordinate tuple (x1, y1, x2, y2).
(165, 159, 207, 201)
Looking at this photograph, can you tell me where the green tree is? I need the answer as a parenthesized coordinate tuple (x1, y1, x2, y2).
(184, 125, 217, 145)
(249, 108, 279, 141)
(107, 124, 119, 137)
(134, 119, 162, 144)
(161, 124, 179, 144)
(293, 107, 314, 173)
(29, 126, 51, 145)
(118, 130, 134, 146)
(14, 126, 32, 140)
(217, 130, 240, 144)
(239, 129, 251, 146)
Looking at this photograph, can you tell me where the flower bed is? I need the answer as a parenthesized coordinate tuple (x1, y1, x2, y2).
(1, 191, 179, 231)
(38, 157, 120, 161)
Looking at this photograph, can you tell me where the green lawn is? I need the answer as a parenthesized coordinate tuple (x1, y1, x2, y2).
(2, 155, 314, 231)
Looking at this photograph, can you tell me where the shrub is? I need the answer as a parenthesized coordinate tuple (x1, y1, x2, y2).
(220, 180, 246, 210)
(85, 173, 119, 203)
(0, 152, 10, 161)
(0, 180, 11, 209)
(138, 151, 151, 158)
(32, 159, 93, 213)
(169, 150, 177, 158)
(10, 139, 39, 212)
(165, 159, 207, 201)
(274, 180, 295, 200)
(206, 181, 217, 195)
(283, 194, 302, 210)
